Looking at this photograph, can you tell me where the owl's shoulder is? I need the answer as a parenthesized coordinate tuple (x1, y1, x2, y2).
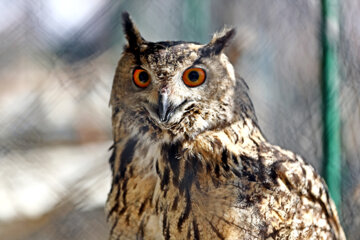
(186, 120, 345, 239)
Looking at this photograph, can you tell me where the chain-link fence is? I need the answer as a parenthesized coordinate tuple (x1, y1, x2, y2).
(0, 0, 359, 239)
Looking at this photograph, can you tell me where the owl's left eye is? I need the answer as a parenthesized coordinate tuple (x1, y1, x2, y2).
(133, 68, 151, 88)
(182, 68, 206, 87)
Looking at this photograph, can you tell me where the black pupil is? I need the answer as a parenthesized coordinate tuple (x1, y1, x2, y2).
(188, 71, 199, 82)
(139, 71, 149, 82)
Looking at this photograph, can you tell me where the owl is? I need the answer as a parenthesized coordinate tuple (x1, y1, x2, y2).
(106, 12, 346, 240)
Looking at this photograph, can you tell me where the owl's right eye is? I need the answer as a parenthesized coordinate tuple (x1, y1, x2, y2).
(133, 68, 151, 88)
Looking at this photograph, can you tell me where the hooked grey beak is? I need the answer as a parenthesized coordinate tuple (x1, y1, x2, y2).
(158, 91, 171, 122)
(156, 88, 188, 122)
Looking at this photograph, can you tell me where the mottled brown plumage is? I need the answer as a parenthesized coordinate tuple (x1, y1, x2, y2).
(106, 13, 346, 239)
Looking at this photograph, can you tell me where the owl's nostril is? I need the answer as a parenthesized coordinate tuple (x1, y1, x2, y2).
(160, 87, 168, 95)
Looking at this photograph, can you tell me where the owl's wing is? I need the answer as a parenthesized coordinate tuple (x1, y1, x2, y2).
(268, 148, 346, 239)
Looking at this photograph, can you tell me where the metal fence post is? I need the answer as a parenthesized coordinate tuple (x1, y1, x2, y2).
(321, 0, 342, 210)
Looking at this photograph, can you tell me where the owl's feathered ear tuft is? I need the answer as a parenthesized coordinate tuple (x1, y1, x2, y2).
(122, 12, 145, 51)
(200, 28, 236, 57)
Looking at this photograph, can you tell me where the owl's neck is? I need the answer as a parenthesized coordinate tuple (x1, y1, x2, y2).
(110, 115, 265, 197)
(110, 114, 264, 173)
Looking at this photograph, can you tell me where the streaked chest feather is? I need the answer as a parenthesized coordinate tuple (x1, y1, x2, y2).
(106, 120, 342, 240)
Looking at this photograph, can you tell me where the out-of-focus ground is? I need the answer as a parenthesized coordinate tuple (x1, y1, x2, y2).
(0, 0, 359, 239)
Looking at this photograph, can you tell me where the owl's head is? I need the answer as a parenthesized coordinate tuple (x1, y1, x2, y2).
(111, 13, 255, 139)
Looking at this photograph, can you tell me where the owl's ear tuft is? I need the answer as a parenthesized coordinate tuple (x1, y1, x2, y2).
(201, 28, 236, 57)
(122, 12, 145, 51)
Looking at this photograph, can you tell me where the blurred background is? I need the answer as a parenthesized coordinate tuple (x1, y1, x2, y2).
(0, 0, 359, 239)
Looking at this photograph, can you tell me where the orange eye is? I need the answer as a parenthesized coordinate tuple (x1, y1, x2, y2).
(182, 68, 206, 87)
(133, 68, 151, 88)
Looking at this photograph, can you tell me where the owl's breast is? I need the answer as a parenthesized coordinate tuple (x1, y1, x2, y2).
(107, 119, 344, 239)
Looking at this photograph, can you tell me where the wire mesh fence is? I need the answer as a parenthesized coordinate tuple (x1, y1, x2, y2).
(0, 0, 359, 239)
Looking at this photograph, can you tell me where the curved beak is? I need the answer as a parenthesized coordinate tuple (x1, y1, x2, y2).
(158, 91, 170, 122)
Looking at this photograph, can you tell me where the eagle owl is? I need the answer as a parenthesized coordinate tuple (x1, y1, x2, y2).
(106, 12, 346, 240)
